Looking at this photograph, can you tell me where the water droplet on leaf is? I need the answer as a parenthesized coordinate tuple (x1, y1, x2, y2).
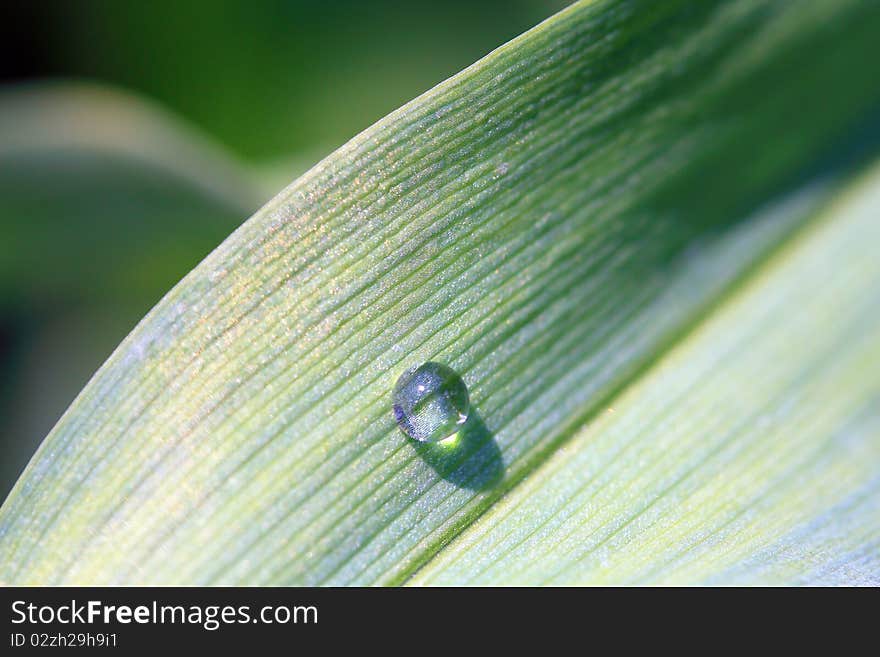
(392, 362, 470, 443)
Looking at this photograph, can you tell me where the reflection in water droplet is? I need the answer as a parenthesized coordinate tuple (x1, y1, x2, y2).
(392, 362, 470, 443)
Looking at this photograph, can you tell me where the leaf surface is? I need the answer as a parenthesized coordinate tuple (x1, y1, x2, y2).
(414, 162, 880, 585)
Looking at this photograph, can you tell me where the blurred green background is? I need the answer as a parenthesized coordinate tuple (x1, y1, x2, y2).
(0, 0, 570, 498)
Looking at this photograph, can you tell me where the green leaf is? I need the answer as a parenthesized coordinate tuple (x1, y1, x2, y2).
(413, 162, 880, 585)
(0, 81, 264, 306)
(1, 0, 879, 585)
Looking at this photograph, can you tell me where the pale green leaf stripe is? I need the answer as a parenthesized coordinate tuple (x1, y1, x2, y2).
(1, 0, 880, 584)
(0, 82, 264, 303)
(0, 82, 262, 211)
(414, 163, 880, 585)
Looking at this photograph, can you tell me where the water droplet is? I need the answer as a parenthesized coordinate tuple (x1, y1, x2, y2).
(392, 362, 470, 443)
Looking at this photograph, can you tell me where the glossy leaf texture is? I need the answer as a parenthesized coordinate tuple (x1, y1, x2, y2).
(414, 162, 880, 585)
(1, 0, 879, 584)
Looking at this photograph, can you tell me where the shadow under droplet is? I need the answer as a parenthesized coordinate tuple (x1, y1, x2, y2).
(411, 410, 503, 491)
